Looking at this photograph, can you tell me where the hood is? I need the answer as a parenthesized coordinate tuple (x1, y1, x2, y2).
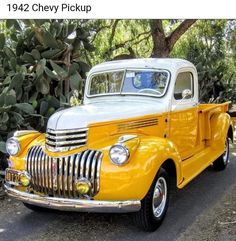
(47, 100, 167, 130)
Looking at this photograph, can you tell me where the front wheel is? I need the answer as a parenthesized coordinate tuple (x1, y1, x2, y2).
(213, 138, 230, 171)
(134, 168, 170, 232)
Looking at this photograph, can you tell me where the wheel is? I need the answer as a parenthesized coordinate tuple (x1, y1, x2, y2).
(134, 168, 170, 232)
(23, 202, 50, 212)
(213, 138, 230, 171)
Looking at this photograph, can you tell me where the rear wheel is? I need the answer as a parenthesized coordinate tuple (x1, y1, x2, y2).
(134, 168, 170, 232)
(213, 138, 230, 171)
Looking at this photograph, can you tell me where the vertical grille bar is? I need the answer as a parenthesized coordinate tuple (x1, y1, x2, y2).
(63, 157, 68, 195)
(69, 156, 74, 197)
(67, 156, 71, 197)
(58, 157, 63, 197)
(73, 154, 80, 197)
(38, 150, 44, 193)
(47, 157, 51, 192)
(33, 146, 40, 188)
(51, 158, 56, 196)
(86, 151, 95, 179)
(96, 153, 103, 193)
(45, 156, 49, 193)
(91, 151, 100, 194)
(42, 153, 47, 194)
(80, 150, 89, 177)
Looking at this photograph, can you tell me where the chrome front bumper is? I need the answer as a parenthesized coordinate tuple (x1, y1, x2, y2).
(5, 184, 141, 213)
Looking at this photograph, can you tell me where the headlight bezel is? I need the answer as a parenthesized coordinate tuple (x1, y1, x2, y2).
(109, 143, 130, 166)
(6, 137, 21, 156)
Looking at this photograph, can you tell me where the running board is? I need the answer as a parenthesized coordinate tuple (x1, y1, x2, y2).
(178, 147, 224, 189)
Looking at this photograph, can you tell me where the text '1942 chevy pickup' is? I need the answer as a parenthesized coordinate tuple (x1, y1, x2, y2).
(4, 58, 235, 231)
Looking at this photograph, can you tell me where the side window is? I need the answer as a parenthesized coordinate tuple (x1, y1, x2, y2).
(174, 72, 194, 100)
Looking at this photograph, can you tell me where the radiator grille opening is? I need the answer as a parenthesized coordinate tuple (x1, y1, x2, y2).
(26, 146, 102, 198)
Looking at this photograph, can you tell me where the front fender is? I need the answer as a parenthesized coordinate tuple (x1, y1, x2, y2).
(95, 136, 182, 201)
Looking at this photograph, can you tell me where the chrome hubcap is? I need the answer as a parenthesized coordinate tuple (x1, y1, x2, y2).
(222, 139, 229, 165)
(152, 177, 167, 218)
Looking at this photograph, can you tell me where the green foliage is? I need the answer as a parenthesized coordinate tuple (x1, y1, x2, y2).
(172, 20, 236, 104)
(0, 19, 92, 154)
(86, 20, 153, 64)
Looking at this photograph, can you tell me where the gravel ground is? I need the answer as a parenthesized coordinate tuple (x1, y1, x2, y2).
(178, 141, 236, 241)
(177, 183, 236, 241)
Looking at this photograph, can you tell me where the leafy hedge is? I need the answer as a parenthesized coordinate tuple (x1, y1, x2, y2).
(0, 20, 93, 154)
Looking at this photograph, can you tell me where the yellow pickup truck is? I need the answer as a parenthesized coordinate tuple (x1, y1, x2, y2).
(4, 58, 234, 231)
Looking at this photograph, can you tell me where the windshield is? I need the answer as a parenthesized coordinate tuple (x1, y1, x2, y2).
(88, 69, 169, 97)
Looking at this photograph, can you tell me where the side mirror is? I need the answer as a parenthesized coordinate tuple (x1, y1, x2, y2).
(182, 89, 192, 99)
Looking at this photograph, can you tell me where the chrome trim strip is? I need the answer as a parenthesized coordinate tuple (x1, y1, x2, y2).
(46, 133, 87, 140)
(47, 128, 88, 134)
(5, 184, 141, 213)
(46, 139, 87, 146)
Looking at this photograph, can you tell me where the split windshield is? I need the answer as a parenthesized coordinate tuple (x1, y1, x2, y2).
(88, 69, 169, 97)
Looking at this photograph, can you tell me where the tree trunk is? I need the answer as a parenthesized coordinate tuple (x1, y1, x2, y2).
(151, 19, 197, 57)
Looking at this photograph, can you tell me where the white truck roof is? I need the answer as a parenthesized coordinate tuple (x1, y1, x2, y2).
(89, 58, 195, 73)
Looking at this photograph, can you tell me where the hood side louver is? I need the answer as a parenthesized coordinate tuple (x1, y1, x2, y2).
(118, 118, 158, 132)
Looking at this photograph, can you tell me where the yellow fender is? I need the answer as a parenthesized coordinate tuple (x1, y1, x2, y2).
(209, 113, 232, 150)
(95, 136, 183, 201)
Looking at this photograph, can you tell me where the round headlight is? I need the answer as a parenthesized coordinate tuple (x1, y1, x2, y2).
(6, 138, 21, 156)
(109, 144, 130, 165)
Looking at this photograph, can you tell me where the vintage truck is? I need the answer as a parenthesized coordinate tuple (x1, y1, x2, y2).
(4, 58, 234, 231)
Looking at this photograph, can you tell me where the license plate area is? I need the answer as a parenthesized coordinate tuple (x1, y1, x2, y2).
(5, 169, 22, 186)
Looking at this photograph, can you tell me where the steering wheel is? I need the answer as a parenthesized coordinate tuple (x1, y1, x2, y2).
(138, 88, 162, 95)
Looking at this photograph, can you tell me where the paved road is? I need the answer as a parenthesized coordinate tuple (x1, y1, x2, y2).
(0, 144, 235, 241)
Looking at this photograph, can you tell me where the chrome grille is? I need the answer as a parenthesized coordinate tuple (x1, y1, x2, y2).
(46, 128, 88, 152)
(26, 146, 102, 198)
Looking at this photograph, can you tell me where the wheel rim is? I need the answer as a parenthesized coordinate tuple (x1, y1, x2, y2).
(222, 139, 229, 165)
(152, 176, 167, 218)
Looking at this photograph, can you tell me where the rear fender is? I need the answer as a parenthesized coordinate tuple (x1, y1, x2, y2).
(209, 113, 231, 150)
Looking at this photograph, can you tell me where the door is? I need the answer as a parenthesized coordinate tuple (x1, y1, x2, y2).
(169, 71, 200, 160)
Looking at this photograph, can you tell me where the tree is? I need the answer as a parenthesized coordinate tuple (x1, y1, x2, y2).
(172, 20, 236, 103)
(150, 19, 197, 57)
(88, 20, 197, 63)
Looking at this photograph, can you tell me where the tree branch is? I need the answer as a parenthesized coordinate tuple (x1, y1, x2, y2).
(109, 20, 120, 48)
(167, 19, 197, 49)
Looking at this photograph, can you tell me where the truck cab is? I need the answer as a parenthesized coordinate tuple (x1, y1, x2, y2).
(4, 58, 234, 232)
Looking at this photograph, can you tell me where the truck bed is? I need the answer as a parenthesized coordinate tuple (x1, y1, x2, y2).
(198, 102, 231, 141)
